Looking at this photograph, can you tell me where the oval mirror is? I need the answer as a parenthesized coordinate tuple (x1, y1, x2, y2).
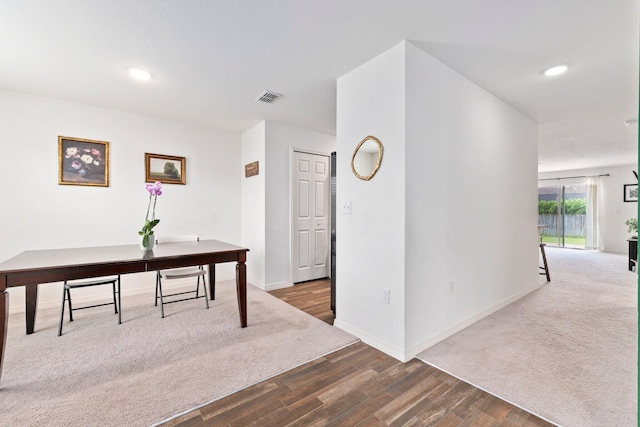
(351, 135, 384, 181)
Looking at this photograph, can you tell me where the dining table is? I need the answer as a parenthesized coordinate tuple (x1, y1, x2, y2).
(0, 239, 249, 384)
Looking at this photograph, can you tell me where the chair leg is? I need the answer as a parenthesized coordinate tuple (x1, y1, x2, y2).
(112, 281, 118, 314)
(116, 276, 122, 325)
(157, 277, 165, 318)
(58, 284, 67, 336)
(155, 273, 160, 307)
(202, 275, 210, 309)
(58, 277, 123, 335)
(67, 288, 74, 322)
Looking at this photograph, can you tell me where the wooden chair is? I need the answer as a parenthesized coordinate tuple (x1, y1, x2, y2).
(155, 234, 209, 318)
(537, 225, 547, 243)
(58, 275, 121, 336)
(539, 243, 550, 282)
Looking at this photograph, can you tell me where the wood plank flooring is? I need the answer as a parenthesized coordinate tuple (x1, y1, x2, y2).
(269, 278, 335, 325)
(161, 279, 556, 427)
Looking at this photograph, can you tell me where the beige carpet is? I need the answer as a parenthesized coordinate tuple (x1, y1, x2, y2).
(0, 281, 357, 426)
(418, 248, 637, 427)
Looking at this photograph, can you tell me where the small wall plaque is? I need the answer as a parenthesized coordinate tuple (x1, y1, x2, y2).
(245, 161, 259, 178)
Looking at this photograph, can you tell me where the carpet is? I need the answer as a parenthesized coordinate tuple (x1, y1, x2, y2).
(0, 281, 357, 426)
(418, 248, 637, 427)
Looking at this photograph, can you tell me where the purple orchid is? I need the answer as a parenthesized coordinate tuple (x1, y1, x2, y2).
(145, 181, 163, 196)
(140, 181, 163, 246)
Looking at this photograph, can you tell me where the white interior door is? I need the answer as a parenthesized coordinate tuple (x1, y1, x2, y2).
(292, 151, 330, 283)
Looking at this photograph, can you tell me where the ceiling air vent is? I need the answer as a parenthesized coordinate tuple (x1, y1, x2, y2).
(255, 90, 283, 104)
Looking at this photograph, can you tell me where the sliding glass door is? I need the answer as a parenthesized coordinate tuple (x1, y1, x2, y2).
(538, 184, 586, 249)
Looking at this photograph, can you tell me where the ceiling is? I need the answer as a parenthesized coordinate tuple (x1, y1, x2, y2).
(1, 1, 637, 173)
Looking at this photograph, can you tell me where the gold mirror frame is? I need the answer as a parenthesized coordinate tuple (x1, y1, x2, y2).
(351, 135, 384, 181)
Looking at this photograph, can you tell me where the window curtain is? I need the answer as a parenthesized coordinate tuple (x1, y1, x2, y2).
(585, 176, 602, 250)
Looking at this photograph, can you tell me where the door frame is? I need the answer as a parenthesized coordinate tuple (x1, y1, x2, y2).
(538, 182, 588, 249)
(289, 147, 332, 285)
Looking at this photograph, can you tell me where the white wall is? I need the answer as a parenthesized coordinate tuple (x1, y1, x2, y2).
(538, 164, 638, 253)
(264, 121, 335, 288)
(335, 42, 408, 359)
(240, 121, 335, 290)
(0, 90, 241, 312)
(403, 42, 539, 356)
(335, 41, 539, 361)
(240, 122, 267, 287)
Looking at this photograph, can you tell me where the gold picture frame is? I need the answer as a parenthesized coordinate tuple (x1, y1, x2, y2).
(145, 153, 186, 185)
(58, 136, 109, 187)
(351, 135, 384, 181)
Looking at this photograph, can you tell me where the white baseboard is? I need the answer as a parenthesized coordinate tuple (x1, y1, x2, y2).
(334, 282, 542, 363)
(405, 282, 543, 360)
(264, 281, 292, 291)
(333, 319, 408, 362)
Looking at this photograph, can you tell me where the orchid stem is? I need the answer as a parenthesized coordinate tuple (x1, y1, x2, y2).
(144, 193, 152, 229)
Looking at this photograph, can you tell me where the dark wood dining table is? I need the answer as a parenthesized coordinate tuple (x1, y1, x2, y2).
(0, 239, 249, 383)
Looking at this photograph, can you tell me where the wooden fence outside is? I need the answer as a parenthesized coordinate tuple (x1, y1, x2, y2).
(538, 214, 586, 237)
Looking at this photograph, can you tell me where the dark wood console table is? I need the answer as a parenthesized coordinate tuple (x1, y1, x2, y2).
(628, 238, 637, 271)
(0, 239, 248, 383)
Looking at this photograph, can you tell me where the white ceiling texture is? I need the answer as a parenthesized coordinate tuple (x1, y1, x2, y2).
(1, 1, 637, 173)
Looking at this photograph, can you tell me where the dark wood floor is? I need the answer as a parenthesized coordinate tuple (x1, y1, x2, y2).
(269, 278, 335, 325)
(161, 279, 555, 427)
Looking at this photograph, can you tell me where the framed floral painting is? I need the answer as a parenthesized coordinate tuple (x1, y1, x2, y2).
(58, 136, 109, 187)
(145, 153, 186, 185)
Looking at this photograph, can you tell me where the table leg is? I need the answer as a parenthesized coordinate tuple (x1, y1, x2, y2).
(236, 260, 247, 328)
(26, 284, 37, 334)
(0, 276, 7, 383)
(208, 263, 216, 300)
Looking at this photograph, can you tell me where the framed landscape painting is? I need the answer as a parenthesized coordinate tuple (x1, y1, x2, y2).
(145, 153, 186, 184)
(58, 136, 109, 187)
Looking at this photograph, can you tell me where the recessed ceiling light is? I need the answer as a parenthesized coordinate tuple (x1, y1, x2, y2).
(128, 68, 151, 80)
(544, 65, 568, 77)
